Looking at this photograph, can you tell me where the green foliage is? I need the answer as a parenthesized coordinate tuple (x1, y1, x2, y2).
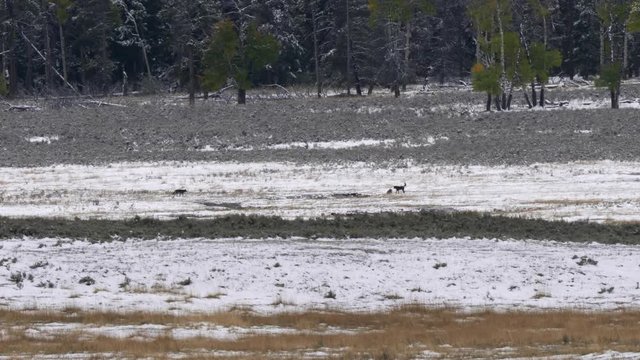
(51, 0, 73, 24)
(628, 1, 640, 32)
(471, 64, 501, 95)
(0, 74, 8, 97)
(597, 1, 630, 26)
(595, 63, 622, 91)
(527, 0, 549, 18)
(530, 42, 562, 84)
(244, 23, 280, 86)
(467, 0, 511, 35)
(369, 0, 435, 25)
(203, 19, 279, 92)
(203, 19, 240, 90)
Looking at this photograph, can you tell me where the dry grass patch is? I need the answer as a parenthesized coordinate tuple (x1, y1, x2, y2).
(2, 306, 640, 358)
(531, 198, 606, 206)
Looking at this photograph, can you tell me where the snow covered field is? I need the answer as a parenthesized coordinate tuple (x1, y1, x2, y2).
(1, 236, 639, 314)
(4, 89, 640, 357)
(2, 160, 640, 222)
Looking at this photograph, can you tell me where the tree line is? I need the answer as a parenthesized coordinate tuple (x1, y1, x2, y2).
(1, 0, 639, 107)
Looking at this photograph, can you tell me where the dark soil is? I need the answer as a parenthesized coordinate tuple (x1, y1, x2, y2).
(2, 84, 640, 167)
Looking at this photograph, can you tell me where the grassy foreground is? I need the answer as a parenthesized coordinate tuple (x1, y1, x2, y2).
(1, 210, 640, 243)
(2, 306, 640, 359)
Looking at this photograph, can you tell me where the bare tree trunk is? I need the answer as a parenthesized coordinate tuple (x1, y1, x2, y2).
(600, 28, 605, 67)
(486, 93, 492, 111)
(531, 82, 537, 107)
(608, 12, 614, 64)
(494, 94, 502, 111)
(543, 16, 547, 48)
(312, 10, 321, 98)
(238, 88, 246, 104)
(402, 22, 411, 91)
(351, 39, 362, 96)
(523, 88, 532, 108)
(392, 82, 400, 97)
(42, 1, 53, 93)
(188, 46, 195, 106)
(26, 42, 34, 93)
(122, 70, 128, 96)
(4, 0, 17, 98)
(118, 2, 152, 78)
(345, 0, 351, 95)
(80, 49, 87, 94)
(623, 28, 629, 79)
(539, 84, 545, 107)
(58, 22, 68, 83)
(353, 61, 362, 95)
(475, 24, 481, 63)
(496, 1, 507, 105)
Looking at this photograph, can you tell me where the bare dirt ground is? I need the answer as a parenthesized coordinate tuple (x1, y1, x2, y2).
(2, 83, 640, 167)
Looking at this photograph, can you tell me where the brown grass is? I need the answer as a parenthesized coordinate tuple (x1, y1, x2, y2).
(531, 198, 606, 206)
(2, 305, 640, 359)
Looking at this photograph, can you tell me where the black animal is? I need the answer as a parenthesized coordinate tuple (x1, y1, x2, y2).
(393, 182, 406, 193)
(173, 189, 187, 196)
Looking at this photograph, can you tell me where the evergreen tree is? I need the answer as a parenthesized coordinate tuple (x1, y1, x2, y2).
(572, 0, 600, 78)
(202, 19, 280, 104)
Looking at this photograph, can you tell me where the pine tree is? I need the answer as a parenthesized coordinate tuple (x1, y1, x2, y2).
(202, 19, 279, 104)
(160, 0, 218, 103)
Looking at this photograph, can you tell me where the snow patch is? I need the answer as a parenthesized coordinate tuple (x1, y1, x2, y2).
(26, 136, 59, 144)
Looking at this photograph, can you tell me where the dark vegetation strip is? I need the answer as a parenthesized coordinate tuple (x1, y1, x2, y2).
(0, 210, 639, 244)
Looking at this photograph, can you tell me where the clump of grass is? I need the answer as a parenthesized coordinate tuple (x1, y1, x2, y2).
(324, 290, 336, 299)
(575, 255, 598, 266)
(598, 286, 614, 294)
(177, 278, 192, 286)
(382, 294, 403, 300)
(78, 276, 95, 286)
(9, 272, 25, 288)
(271, 295, 295, 307)
(204, 292, 225, 299)
(36, 280, 55, 288)
(0, 257, 17, 267)
(532, 291, 551, 299)
(119, 276, 130, 289)
(29, 261, 49, 269)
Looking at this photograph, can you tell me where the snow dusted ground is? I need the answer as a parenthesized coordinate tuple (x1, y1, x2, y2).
(1, 236, 639, 314)
(2, 160, 640, 222)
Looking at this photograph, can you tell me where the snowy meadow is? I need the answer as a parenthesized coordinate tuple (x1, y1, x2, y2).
(3, 85, 640, 358)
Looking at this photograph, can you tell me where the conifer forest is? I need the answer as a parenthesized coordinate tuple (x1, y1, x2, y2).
(1, 0, 638, 107)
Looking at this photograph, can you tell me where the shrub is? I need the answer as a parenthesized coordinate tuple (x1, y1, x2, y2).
(177, 277, 192, 286)
(9, 272, 24, 288)
(576, 256, 598, 266)
(29, 261, 49, 269)
(79, 276, 96, 286)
